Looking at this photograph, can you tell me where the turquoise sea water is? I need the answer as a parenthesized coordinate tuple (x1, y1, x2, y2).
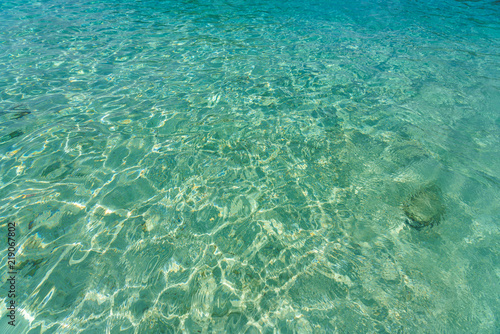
(0, 0, 499, 333)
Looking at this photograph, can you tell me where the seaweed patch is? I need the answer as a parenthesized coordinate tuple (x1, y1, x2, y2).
(403, 184, 445, 230)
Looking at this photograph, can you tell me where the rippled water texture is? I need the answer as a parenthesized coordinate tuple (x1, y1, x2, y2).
(1, 0, 499, 333)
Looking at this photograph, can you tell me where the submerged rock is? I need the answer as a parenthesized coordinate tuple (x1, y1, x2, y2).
(403, 184, 445, 230)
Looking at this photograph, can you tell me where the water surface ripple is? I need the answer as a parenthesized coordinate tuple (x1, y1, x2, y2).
(0, 0, 499, 333)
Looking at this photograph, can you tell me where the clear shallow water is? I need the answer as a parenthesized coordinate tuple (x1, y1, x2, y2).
(0, 0, 499, 332)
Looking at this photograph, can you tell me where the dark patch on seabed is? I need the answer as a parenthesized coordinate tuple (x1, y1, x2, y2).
(403, 184, 445, 230)
(0, 105, 31, 143)
(0, 130, 23, 143)
(0, 104, 31, 120)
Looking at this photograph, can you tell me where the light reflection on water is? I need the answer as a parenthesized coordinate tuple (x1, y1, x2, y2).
(0, 0, 499, 333)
